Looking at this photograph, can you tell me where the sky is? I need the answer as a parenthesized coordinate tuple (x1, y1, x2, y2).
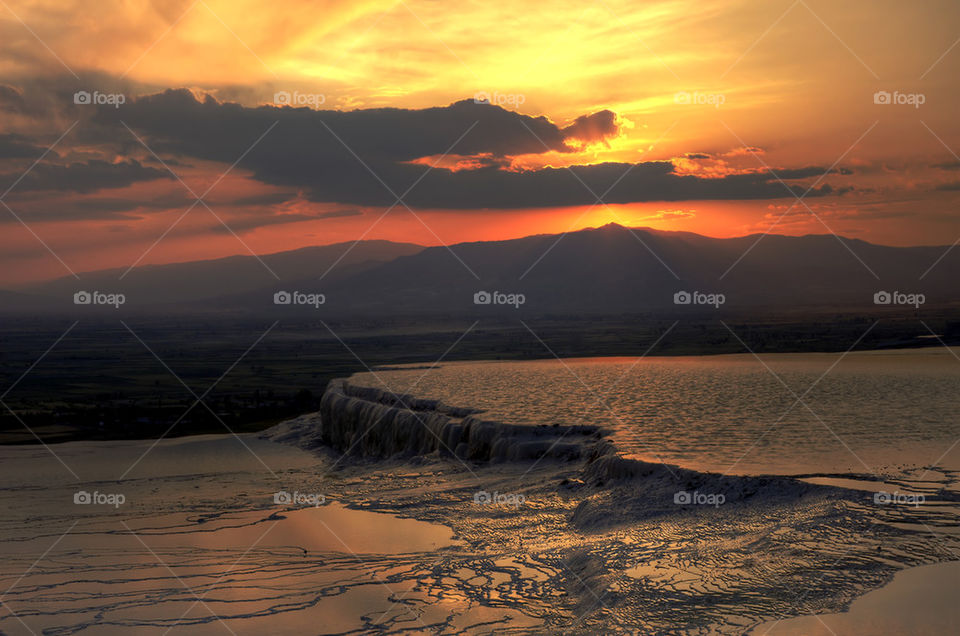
(1, 0, 959, 284)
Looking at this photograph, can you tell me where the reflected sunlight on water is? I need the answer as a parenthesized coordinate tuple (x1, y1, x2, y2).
(352, 348, 960, 476)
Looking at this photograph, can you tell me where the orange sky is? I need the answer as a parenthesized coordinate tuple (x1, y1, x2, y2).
(1, 0, 959, 283)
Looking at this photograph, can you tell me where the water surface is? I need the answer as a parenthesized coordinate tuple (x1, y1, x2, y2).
(352, 348, 960, 476)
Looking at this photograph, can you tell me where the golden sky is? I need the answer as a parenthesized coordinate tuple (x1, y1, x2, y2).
(1, 0, 959, 282)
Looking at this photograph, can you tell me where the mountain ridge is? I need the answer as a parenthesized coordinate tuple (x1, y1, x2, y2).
(10, 224, 958, 314)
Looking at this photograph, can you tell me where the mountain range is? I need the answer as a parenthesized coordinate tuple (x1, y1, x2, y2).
(7, 224, 958, 315)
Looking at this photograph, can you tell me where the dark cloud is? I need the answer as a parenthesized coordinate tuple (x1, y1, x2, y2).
(561, 110, 619, 146)
(768, 166, 844, 180)
(0, 159, 170, 195)
(143, 155, 193, 169)
(933, 161, 960, 171)
(384, 161, 842, 209)
(315, 208, 363, 219)
(100, 89, 569, 160)
(684, 153, 712, 159)
(83, 90, 845, 209)
(445, 154, 512, 170)
(228, 191, 298, 206)
(0, 133, 56, 159)
(0, 191, 193, 222)
(725, 146, 764, 155)
(0, 188, 303, 223)
(0, 85, 27, 113)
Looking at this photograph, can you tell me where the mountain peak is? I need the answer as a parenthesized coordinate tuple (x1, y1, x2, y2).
(596, 222, 627, 231)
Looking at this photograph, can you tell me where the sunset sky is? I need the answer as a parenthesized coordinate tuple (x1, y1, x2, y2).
(1, 0, 959, 283)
